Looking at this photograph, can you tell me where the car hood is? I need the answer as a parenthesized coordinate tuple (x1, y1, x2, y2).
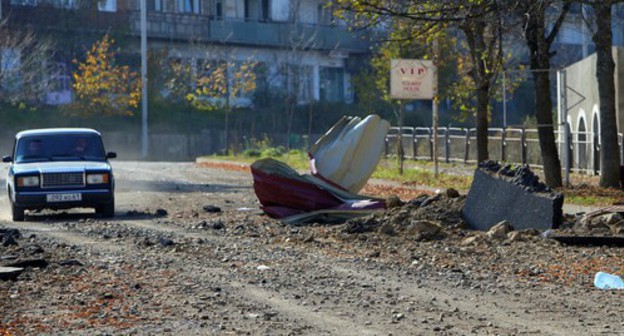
(12, 161, 112, 174)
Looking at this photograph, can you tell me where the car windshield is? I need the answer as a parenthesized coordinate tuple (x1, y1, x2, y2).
(15, 134, 106, 163)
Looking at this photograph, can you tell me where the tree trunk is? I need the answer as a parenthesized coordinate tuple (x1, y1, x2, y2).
(592, 2, 621, 188)
(462, 23, 491, 162)
(522, 1, 563, 188)
(531, 45, 562, 188)
(476, 84, 489, 162)
(224, 105, 230, 155)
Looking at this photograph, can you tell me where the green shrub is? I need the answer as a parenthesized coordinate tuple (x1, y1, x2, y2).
(261, 147, 283, 157)
(242, 148, 262, 157)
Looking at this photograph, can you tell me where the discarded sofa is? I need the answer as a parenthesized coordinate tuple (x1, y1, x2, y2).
(251, 114, 390, 224)
(462, 161, 564, 231)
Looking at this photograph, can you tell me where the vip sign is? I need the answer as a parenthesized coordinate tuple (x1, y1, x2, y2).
(390, 59, 437, 100)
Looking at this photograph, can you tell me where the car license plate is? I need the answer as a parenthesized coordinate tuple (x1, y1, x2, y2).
(46, 193, 81, 202)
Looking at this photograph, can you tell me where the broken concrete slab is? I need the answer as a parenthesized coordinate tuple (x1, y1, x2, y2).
(462, 162, 564, 231)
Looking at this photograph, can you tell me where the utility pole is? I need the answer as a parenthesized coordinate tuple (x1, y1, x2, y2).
(141, 0, 149, 159)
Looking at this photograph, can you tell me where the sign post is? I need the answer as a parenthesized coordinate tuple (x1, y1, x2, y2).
(390, 59, 438, 176)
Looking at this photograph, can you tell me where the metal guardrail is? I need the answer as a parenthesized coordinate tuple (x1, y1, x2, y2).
(385, 126, 624, 174)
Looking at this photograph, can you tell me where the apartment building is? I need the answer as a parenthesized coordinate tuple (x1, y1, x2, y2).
(0, 0, 372, 106)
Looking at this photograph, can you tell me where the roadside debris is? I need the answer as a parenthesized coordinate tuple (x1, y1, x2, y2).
(0, 267, 23, 281)
(309, 114, 390, 193)
(251, 115, 390, 224)
(344, 190, 465, 239)
(462, 161, 564, 231)
(251, 158, 386, 224)
(594, 271, 624, 289)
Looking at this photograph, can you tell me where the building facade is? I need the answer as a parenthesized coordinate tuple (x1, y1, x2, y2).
(0, 0, 372, 106)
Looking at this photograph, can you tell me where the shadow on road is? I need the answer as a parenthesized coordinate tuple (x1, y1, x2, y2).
(115, 178, 251, 194)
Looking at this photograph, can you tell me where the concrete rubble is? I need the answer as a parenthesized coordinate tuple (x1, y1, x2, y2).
(462, 161, 564, 231)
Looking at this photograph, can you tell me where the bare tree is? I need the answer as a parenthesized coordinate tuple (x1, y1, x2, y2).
(513, 0, 570, 188)
(334, 1, 505, 162)
(583, 0, 622, 188)
(282, 0, 319, 150)
(0, 19, 54, 105)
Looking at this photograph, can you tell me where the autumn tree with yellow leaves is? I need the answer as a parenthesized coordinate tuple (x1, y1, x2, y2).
(70, 35, 141, 117)
(185, 60, 257, 153)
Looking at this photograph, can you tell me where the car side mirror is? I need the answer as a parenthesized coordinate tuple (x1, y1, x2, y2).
(106, 152, 117, 159)
(2, 155, 12, 163)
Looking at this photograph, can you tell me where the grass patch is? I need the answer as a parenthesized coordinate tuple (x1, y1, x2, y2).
(372, 160, 473, 190)
(560, 186, 623, 207)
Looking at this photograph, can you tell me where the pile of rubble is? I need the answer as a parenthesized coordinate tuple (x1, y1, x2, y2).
(343, 189, 466, 240)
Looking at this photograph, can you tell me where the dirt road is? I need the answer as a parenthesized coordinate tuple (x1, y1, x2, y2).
(1, 161, 623, 335)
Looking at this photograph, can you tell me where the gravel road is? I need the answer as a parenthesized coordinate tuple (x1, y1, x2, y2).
(1, 161, 624, 335)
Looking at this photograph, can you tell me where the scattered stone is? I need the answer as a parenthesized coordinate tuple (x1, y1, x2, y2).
(212, 220, 225, 230)
(203, 205, 222, 213)
(385, 195, 403, 209)
(506, 231, 525, 242)
(600, 213, 623, 225)
(486, 221, 514, 240)
(406, 220, 442, 241)
(421, 194, 442, 207)
(159, 238, 175, 247)
(302, 234, 314, 243)
(2, 236, 18, 247)
(256, 265, 270, 271)
(6, 259, 49, 269)
(378, 223, 396, 235)
(23, 245, 45, 255)
(445, 188, 460, 198)
(462, 236, 484, 246)
(59, 259, 84, 267)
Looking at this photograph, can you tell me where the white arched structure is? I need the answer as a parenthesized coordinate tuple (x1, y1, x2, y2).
(591, 105, 601, 174)
(575, 109, 588, 171)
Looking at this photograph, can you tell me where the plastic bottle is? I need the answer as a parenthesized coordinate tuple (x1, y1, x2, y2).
(594, 272, 624, 289)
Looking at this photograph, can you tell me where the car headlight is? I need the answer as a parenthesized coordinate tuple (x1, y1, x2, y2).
(87, 173, 109, 184)
(17, 176, 39, 187)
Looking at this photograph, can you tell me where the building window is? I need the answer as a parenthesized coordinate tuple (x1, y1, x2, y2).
(45, 62, 72, 105)
(178, 0, 199, 13)
(261, 0, 269, 21)
(320, 67, 344, 102)
(98, 0, 116, 12)
(147, 0, 163, 11)
(214, 0, 223, 18)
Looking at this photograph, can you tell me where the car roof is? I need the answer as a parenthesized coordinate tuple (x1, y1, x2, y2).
(16, 128, 101, 139)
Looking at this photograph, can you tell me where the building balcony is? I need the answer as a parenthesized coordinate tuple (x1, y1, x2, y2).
(3, 4, 130, 34)
(2, 3, 372, 54)
(127, 11, 371, 53)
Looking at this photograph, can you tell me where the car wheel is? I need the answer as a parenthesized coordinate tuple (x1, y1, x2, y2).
(96, 198, 115, 218)
(11, 201, 24, 222)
